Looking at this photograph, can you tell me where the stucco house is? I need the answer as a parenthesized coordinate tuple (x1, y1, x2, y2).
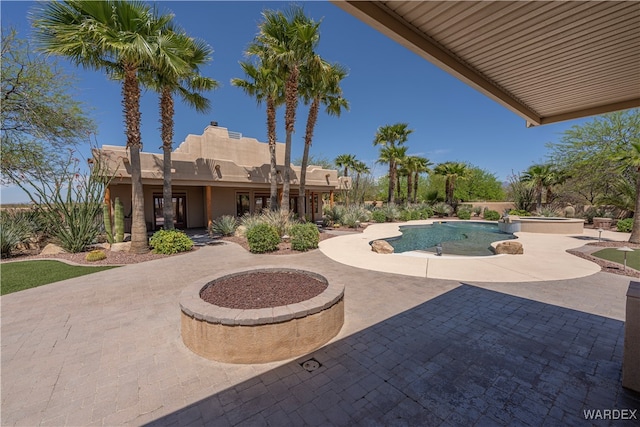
(100, 124, 348, 231)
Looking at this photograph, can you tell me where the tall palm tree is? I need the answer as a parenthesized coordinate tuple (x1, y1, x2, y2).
(298, 59, 349, 218)
(522, 163, 555, 212)
(401, 156, 429, 203)
(377, 145, 408, 204)
(434, 162, 468, 206)
(335, 154, 357, 177)
(412, 156, 432, 203)
(373, 123, 413, 203)
(253, 6, 320, 214)
(234, 51, 284, 211)
(352, 160, 370, 204)
(143, 30, 218, 230)
(33, 0, 174, 253)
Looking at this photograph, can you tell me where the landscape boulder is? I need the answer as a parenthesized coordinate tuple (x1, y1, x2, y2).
(40, 243, 66, 255)
(110, 242, 131, 252)
(495, 241, 523, 255)
(371, 240, 394, 254)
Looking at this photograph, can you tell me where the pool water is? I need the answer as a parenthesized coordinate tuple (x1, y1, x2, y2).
(384, 221, 516, 256)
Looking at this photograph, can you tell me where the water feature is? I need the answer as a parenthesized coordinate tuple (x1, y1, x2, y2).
(383, 221, 516, 256)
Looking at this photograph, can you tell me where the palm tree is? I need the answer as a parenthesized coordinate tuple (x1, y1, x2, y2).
(373, 123, 413, 203)
(253, 6, 320, 214)
(335, 154, 357, 177)
(232, 58, 283, 210)
(522, 164, 555, 212)
(143, 30, 218, 230)
(33, 1, 174, 253)
(352, 160, 370, 204)
(298, 59, 349, 218)
(412, 156, 432, 203)
(377, 145, 408, 204)
(434, 162, 468, 206)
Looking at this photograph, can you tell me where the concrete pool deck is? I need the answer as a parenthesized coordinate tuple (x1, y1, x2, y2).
(319, 220, 632, 282)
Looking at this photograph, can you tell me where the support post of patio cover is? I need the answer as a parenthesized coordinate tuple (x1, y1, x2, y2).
(205, 186, 213, 229)
(623, 281, 640, 392)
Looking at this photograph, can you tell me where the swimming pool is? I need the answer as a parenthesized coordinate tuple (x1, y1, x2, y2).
(383, 221, 516, 256)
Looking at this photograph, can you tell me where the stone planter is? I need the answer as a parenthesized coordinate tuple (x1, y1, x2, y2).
(179, 267, 344, 364)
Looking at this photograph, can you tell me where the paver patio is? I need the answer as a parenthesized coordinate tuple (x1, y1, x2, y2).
(1, 241, 638, 426)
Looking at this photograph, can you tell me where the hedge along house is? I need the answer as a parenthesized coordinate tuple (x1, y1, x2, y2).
(100, 124, 347, 232)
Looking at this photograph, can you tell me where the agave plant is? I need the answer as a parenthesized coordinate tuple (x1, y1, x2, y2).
(209, 215, 238, 237)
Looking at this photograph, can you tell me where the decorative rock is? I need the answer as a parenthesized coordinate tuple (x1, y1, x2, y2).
(371, 240, 394, 254)
(40, 243, 66, 255)
(110, 242, 131, 252)
(495, 241, 523, 255)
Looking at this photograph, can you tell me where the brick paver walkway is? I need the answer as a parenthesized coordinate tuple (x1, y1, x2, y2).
(1, 242, 638, 426)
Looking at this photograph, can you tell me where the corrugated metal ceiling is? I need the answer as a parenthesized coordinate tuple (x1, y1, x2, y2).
(332, 1, 640, 126)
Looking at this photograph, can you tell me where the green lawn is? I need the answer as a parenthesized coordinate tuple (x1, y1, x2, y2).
(1, 260, 118, 295)
(592, 248, 640, 271)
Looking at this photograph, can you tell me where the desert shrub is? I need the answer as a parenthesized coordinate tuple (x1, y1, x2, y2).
(371, 209, 387, 223)
(246, 223, 280, 253)
(472, 206, 483, 217)
(290, 223, 320, 251)
(240, 213, 263, 230)
(381, 203, 400, 222)
(432, 202, 453, 217)
(149, 229, 193, 254)
(0, 210, 37, 257)
(416, 205, 434, 219)
(210, 215, 238, 236)
(456, 207, 472, 220)
(85, 249, 106, 262)
(399, 209, 412, 221)
(323, 205, 346, 227)
(483, 209, 500, 221)
(508, 209, 531, 216)
(617, 218, 633, 233)
(342, 205, 369, 228)
(537, 207, 560, 217)
(260, 209, 295, 237)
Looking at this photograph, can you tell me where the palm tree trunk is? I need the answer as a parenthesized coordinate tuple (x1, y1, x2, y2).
(536, 183, 543, 212)
(630, 172, 640, 243)
(267, 97, 278, 211)
(161, 87, 174, 230)
(413, 172, 419, 203)
(298, 98, 320, 220)
(407, 173, 413, 204)
(123, 66, 148, 253)
(388, 161, 396, 204)
(281, 67, 299, 214)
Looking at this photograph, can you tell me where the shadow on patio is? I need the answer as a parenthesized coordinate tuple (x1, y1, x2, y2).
(145, 284, 640, 426)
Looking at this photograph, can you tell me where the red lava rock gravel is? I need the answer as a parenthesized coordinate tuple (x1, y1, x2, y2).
(200, 271, 328, 309)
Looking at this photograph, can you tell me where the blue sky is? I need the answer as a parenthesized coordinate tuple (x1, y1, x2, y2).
(2, 0, 592, 203)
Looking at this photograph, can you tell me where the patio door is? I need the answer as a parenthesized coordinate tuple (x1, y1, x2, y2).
(153, 194, 186, 230)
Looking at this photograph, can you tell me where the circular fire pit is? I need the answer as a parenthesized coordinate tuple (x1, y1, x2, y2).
(179, 267, 344, 364)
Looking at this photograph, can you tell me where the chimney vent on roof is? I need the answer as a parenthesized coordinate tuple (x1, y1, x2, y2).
(210, 121, 218, 127)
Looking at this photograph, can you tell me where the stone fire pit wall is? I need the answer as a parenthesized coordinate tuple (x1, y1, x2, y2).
(179, 267, 344, 364)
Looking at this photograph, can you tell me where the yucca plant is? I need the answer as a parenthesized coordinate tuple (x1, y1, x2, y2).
(210, 215, 238, 236)
(260, 209, 296, 237)
(0, 210, 37, 257)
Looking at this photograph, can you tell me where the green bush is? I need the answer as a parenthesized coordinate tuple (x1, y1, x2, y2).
(483, 209, 501, 221)
(290, 223, 320, 251)
(418, 205, 434, 219)
(456, 208, 472, 220)
(472, 206, 483, 217)
(323, 205, 345, 227)
(342, 205, 369, 228)
(0, 210, 37, 257)
(149, 229, 193, 254)
(617, 218, 633, 233)
(508, 209, 531, 216)
(399, 209, 412, 221)
(381, 203, 400, 222)
(210, 215, 238, 236)
(371, 210, 387, 223)
(246, 223, 280, 253)
(85, 249, 106, 262)
(432, 202, 453, 217)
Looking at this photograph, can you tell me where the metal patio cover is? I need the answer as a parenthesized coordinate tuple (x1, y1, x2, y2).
(332, 1, 640, 126)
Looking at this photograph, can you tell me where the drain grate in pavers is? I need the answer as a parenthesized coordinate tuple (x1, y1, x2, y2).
(300, 358, 321, 372)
